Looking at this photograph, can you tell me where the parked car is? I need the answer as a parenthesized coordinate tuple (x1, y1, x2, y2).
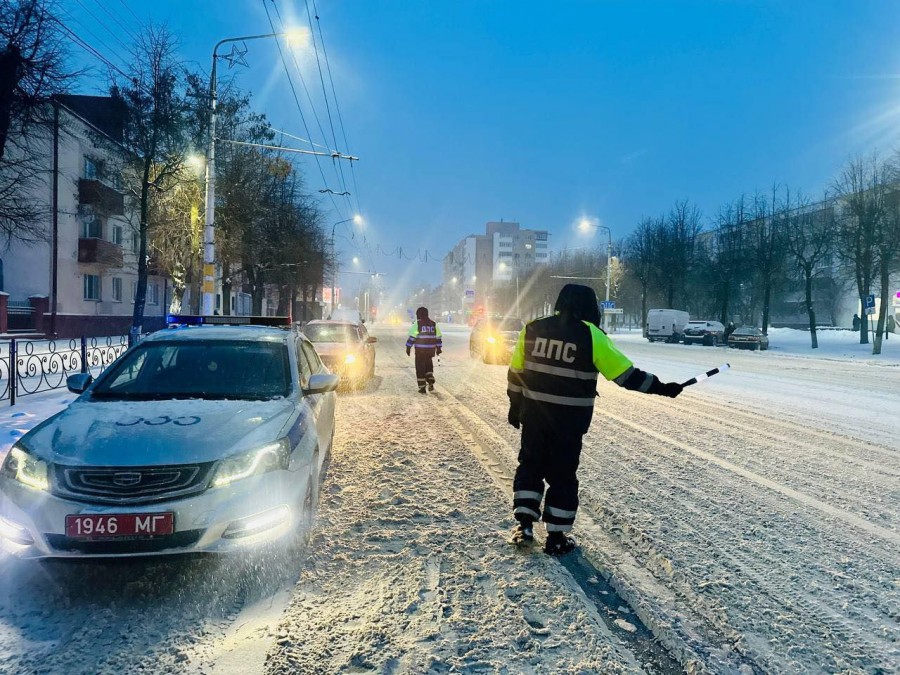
(682, 320, 726, 346)
(303, 320, 377, 387)
(470, 317, 526, 364)
(0, 315, 339, 559)
(646, 309, 690, 343)
(728, 326, 769, 351)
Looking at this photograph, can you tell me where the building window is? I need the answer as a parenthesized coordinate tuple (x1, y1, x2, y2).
(147, 282, 159, 305)
(82, 218, 102, 239)
(131, 228, 140, 254)
(111, 224, 124, 245)
(535, 232, 548, 241)
(83, 156, 98, 180)
(111, 277, 123, 302)
(84, 274, 101, 301)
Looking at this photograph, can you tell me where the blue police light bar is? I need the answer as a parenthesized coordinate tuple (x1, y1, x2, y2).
(167, 315, 292, 327)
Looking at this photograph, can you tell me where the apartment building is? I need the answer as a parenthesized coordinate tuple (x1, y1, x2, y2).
(0, 95, 170, 337)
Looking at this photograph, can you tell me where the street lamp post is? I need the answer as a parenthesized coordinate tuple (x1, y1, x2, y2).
(329, 215, 363, 316)
(202, 31, 303, 315)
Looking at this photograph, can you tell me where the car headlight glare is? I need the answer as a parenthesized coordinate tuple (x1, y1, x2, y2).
(1, 444, 50, 492)
(212, 439, 290, 488)
(485, 336, 497, 344)
(344, 353, 357, 365)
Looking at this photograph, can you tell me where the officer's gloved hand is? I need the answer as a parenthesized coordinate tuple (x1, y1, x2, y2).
(659, 382, 684, 398)
(507, 407, 521, 429)
(406, 346, 411, 357)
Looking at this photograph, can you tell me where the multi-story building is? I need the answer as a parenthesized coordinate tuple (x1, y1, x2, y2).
(0, 95, 170, 337)
(487, 221, 550, 283)
(443, 221, 550, 318)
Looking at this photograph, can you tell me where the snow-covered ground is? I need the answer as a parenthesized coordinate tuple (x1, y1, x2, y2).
(0, 325, 897, 673)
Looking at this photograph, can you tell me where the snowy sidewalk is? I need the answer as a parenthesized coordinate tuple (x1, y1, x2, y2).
(265, 357, 647, 674)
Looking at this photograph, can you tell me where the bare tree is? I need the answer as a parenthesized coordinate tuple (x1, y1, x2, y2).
(749, 186, 787, 334)
(872, 176, 900, 354)
(111, 26, 189, 334)
(662, 200, 702, 309)
(708, 196, 749, 325)
(625, 217, 661, 333)
(0, 0, 75, 245)
(784, 191, 835, 348)
(833, 153, 890, 344)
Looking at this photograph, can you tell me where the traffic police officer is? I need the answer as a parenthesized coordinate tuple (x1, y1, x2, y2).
(406, 306, 443, 393)
(507, 284, 684, 554)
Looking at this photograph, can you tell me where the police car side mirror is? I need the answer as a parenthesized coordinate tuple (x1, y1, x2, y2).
(67, 373, 93, 394)
(367, 336, 377, 344)
(303, 373, 340, 396)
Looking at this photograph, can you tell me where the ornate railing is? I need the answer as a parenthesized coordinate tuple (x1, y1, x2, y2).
(1, 333, 149, 406)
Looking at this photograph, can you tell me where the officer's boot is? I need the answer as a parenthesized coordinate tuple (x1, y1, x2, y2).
(510, 518, 535, 547)
(544, 531, 576, 556)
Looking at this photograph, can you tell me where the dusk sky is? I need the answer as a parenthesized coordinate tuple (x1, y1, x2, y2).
(62, 0, 900, 304)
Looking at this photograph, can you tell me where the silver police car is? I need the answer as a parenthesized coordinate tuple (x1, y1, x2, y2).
(0, 316, 338, 558)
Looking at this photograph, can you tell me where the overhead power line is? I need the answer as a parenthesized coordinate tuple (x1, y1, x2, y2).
(310, 0, 361, 216)
(262, 0, 345, 221)
(217, 138, 358, 159)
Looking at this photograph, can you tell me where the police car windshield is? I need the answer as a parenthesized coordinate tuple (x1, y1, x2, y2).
(92, 340, 291, 401)
(304, 324, 358, 343)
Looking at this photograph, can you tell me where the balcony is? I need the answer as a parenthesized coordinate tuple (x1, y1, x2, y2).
(78, 179, 124, 215)
(78, 238, 124, 268)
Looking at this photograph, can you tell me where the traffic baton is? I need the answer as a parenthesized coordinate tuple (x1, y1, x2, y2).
(681, 363, 730, 387)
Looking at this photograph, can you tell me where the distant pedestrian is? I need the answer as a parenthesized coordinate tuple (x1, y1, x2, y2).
(724, 322, 736, 342)
(406, 307, 442, 394)
(507, 284, 685, 555)
(852, 314, 861, 331)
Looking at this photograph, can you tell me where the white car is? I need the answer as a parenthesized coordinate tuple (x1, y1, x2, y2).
(682, 320, 726, 346)
(0, 316, 338, 559)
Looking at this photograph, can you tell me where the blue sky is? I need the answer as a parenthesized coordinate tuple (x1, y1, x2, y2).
(62, 0, 900, 302)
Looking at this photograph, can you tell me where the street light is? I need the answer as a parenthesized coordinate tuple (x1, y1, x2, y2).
(201, 30, 306, 315)
(578, 218, 612, 304)
(329, 215, 363, 315)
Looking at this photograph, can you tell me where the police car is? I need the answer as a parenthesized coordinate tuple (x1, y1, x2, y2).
(0, 315, 338, 558)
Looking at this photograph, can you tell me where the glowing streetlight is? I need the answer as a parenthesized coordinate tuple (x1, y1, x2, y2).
(352, 257, 359, 264)
(201, 28, 308, 316)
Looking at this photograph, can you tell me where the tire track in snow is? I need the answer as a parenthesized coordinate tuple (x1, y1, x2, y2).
(601, 409, 900, 549)
(575, 433, 899, 674)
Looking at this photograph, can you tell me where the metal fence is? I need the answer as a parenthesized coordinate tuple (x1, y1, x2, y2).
(0, 334, 147, 406)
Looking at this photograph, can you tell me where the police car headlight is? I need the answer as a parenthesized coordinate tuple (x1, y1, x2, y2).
(1, 443, 50, 492)
(212, 439, 291, 488)
(344, 353, 357, 365)
(485, 336, 497, 344)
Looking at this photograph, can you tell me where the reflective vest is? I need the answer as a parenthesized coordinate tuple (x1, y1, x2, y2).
(406, 319, 442, 352)
(507, 315, 633, 429)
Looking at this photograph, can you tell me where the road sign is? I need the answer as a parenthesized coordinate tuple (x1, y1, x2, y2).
(600, 300, 616, 310)
(865, 293, 876, 316)
(605, 308, 624, 315)
(464, 289, 475, 299)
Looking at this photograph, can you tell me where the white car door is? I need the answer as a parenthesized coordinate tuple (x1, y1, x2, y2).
(299, 338, 335, 467)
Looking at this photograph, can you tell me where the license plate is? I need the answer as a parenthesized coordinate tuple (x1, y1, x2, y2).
(65, 513, 174, 539)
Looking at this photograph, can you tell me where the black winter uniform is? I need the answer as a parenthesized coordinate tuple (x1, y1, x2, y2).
(507, 313, 680, 534)
(406, 308, 443, 391)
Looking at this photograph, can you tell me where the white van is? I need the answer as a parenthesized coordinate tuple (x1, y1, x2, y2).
(646, 309, 690, 343)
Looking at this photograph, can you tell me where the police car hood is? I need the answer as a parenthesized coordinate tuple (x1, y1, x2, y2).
(23, 398, 296, 467)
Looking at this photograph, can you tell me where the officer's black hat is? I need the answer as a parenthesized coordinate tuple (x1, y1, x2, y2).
(555, 284, 601, 327)
(416, 306, 429, 320)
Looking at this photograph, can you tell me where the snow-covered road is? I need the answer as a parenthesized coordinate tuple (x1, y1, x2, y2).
(1, 325, 897, 674)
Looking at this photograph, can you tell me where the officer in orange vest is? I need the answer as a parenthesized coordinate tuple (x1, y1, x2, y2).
(507, 284, 684, 554)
